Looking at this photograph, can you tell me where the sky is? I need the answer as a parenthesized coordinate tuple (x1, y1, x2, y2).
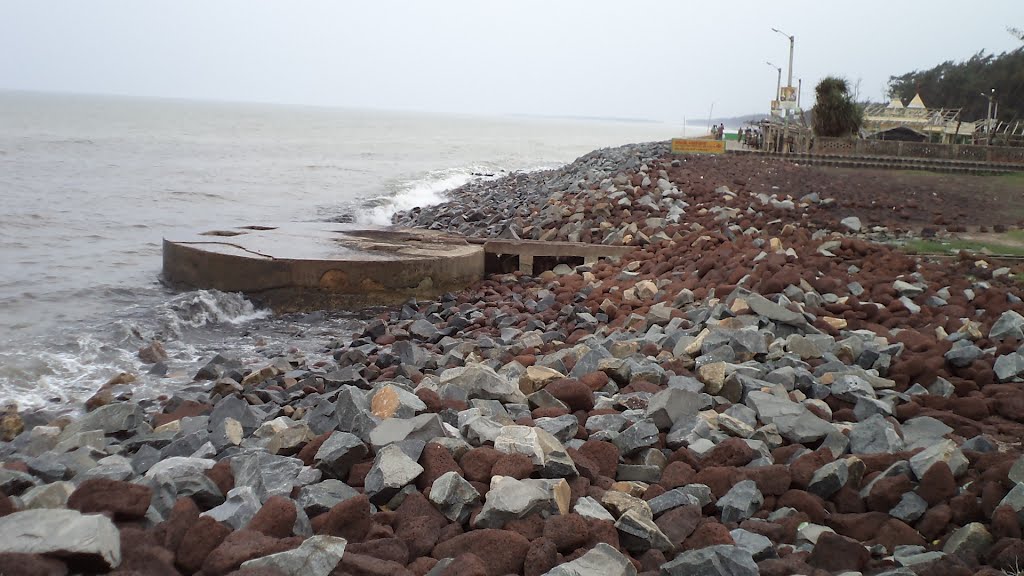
(0, 1, 1020, 123)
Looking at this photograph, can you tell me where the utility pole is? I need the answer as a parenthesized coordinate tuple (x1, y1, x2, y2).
(772, 28, 795, 153)
(798, 78, 802, 110)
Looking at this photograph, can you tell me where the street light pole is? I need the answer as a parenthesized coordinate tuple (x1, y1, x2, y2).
(980, 89, 996, 144)
(766, 61, 781, 108)
(772, 27, 795, 153)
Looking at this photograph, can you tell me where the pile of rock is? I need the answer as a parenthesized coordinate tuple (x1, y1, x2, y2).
(4, 144, 1024, 575)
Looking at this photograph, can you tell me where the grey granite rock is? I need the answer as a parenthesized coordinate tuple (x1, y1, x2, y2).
(203, 485, 262, 529)
(315, 431, 368, 479)
(494, 425, 577, 477)
(717, 480, 763, 524)
(364, 444, 424, 504)
(660, 544, 758, 576)
(615, 507, 673, 553)
(543, 542, 637, 576)
(231, 450, 305, 501)
(297, 479, 359, 516)
(428, 471, 480, 523)
(241, 535, 347, 576)
(0, 508, 121, 570)
(849, 414, 904, 454)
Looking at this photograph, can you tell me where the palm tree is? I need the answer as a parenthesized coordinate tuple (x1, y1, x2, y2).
(812, 76, 863, 137)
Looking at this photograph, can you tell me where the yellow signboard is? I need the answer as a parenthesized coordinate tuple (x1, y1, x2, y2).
(671, 138, 726, 155)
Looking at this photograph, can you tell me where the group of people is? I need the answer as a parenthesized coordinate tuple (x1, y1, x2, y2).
(711, 123, 726, 140)
(739, 127, 764, 149)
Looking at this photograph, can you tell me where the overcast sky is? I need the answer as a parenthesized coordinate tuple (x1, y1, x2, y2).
(1, 1, 1020, 122)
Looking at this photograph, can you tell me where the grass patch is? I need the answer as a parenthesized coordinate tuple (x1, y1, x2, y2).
(997, 172, 1024, 186)
(902, 238, 1024, 257)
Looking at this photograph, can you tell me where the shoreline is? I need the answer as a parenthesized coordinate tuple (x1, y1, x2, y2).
(3, 141, 1024, 574)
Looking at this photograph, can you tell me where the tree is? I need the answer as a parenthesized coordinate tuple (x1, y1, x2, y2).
(887, 48, 1023, 122)
(812, 76, 863, 137)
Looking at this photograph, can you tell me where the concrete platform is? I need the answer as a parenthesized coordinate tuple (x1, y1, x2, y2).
(163, 224, 484, 311)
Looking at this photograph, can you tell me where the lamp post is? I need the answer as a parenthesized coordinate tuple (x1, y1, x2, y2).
(771, 27, 795, 153)
(980, 88, 996, 144)
(766, 61, 781, 110)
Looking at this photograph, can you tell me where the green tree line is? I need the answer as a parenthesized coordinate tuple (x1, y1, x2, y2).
(887, 43, 1023, 123)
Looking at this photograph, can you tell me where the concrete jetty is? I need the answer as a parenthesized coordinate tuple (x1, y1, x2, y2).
(162, 224, 485, 311)
(162, 223, 633, 311)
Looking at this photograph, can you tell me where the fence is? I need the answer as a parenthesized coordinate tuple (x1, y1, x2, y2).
(811, 137, 1024, 165)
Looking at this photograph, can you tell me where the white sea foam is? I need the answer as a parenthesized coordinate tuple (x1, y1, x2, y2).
(353, 166, 497, 226)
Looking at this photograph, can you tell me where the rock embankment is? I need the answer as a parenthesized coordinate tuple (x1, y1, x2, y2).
(4, 142, 1024, 575)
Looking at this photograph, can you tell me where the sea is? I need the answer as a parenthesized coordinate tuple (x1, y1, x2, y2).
(0, 91, 685, 413)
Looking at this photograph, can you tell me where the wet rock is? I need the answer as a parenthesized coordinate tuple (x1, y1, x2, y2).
(0, 509, 120, 571)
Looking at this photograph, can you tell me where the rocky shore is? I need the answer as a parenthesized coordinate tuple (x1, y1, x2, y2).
(4, 142, 1024, 575)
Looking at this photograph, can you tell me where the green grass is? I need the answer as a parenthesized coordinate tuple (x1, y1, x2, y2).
(997, 172, 1024, 186)
(901, 238, 1024, 257)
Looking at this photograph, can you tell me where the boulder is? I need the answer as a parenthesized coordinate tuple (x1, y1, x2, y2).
(240, 535, 347, 576)
(660, 544, 758, 576)
(543, 543, 636, 576)
(717, 480, 763, 524)
(475, 476, 567, 529)
(365, 444, 424, 504)
(494, 425, 577, 477)
(428, 471, 480, 523)
(0, 509, 120, 571)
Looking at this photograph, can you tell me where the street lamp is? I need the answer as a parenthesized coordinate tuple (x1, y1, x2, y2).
(771, 27, 795, 152)
(766, 61, 781, 109)
(980, 88, 996, 144)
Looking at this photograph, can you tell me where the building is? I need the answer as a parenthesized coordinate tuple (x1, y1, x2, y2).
(861, 94, 970, 144)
